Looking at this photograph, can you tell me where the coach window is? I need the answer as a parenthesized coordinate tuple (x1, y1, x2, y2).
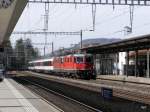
(47, 61, 49, 66)
(74, 57, 76, 62)
(44, 61, 48, 66)
(70, 58, 72, 62)
(61, 58, 63, 63)
(49, 61, 52, 66)
(40, 62, 43, 66)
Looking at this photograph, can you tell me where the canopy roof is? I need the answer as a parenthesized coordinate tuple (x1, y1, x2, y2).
(0, 0, 27, 46)
(82, 34, 150, 54)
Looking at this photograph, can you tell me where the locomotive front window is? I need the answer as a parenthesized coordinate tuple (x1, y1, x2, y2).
(76, 57, 84, 63)
(85, 56, 93, 63)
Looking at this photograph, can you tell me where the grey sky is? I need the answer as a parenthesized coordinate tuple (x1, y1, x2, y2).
(10, 3, 150, 55)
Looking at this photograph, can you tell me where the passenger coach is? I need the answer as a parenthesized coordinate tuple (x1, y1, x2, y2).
(28, 58, 54, 73)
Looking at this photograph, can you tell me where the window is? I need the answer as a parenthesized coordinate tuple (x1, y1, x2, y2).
(67, 58, 69, 62)
(76, 57, 84, 63)
(43, 61, 51, 66)
(61, 58, 63, 63)
(85, 56, 93, 63)
(74, 57, 76, 62)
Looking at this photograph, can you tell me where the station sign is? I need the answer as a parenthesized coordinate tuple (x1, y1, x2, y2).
(0, 0, 14, 9)
(101, 87, 113, 100)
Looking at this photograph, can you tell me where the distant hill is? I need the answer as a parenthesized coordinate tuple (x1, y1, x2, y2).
(72, 38, 121, 49)
(39, 38, 121, 58)
(82, 38, 121, 46)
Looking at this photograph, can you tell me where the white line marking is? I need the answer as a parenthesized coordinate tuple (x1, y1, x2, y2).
(5, 79, 39, 112)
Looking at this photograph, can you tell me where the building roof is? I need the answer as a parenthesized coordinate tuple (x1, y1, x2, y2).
(81, 34, 150, 54)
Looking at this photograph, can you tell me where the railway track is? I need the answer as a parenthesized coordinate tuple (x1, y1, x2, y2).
(14, 71, 150, 112)
(13, 76, 102, 112)
(24, 71, 150, 105)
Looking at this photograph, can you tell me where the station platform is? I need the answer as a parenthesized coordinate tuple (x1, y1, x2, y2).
(0, 78, 62, 112)
(97, 75, 150, 85)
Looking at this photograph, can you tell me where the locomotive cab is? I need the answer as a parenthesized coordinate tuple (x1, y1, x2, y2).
(74, 54, 96, 79)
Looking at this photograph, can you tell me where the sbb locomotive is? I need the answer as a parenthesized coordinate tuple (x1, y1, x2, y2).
(28, 54, 96, 79)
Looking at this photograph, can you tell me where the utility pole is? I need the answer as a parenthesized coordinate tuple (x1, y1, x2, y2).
(91, 4, 96, 31)
(80, 30, 83, 49)
(24, 43, 27, 69)
(129, 5, 134, 33)
(43, 3, 49, 56)
(52, 42, 54, 55)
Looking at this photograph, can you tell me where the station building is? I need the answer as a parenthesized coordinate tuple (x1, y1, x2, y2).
(82, 34, 150, 78)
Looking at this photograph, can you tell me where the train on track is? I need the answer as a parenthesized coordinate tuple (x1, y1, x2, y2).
(28, 54, 96, 80)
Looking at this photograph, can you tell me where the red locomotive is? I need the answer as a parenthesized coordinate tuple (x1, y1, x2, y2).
(28, 54, 96, 79)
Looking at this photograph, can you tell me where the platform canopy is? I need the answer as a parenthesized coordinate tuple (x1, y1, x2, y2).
(82, 34, 150, 54)
(0, 0, 27, 46)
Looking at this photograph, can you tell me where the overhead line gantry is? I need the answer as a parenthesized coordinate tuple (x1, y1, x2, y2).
(28, 0, 150, 6)
(12, 31, 80, 35)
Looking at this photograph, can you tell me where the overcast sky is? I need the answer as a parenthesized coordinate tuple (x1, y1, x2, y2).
(10, 3, 150, 55)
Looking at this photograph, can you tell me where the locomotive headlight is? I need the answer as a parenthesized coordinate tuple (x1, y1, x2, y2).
(0, 0, 14, 9)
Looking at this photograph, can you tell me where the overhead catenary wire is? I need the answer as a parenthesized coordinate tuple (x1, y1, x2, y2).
(83, 6, 140, 31)
(85, 19, 150, 38)
(95, 6, 136, 37)
(28, 0, 150, 6)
